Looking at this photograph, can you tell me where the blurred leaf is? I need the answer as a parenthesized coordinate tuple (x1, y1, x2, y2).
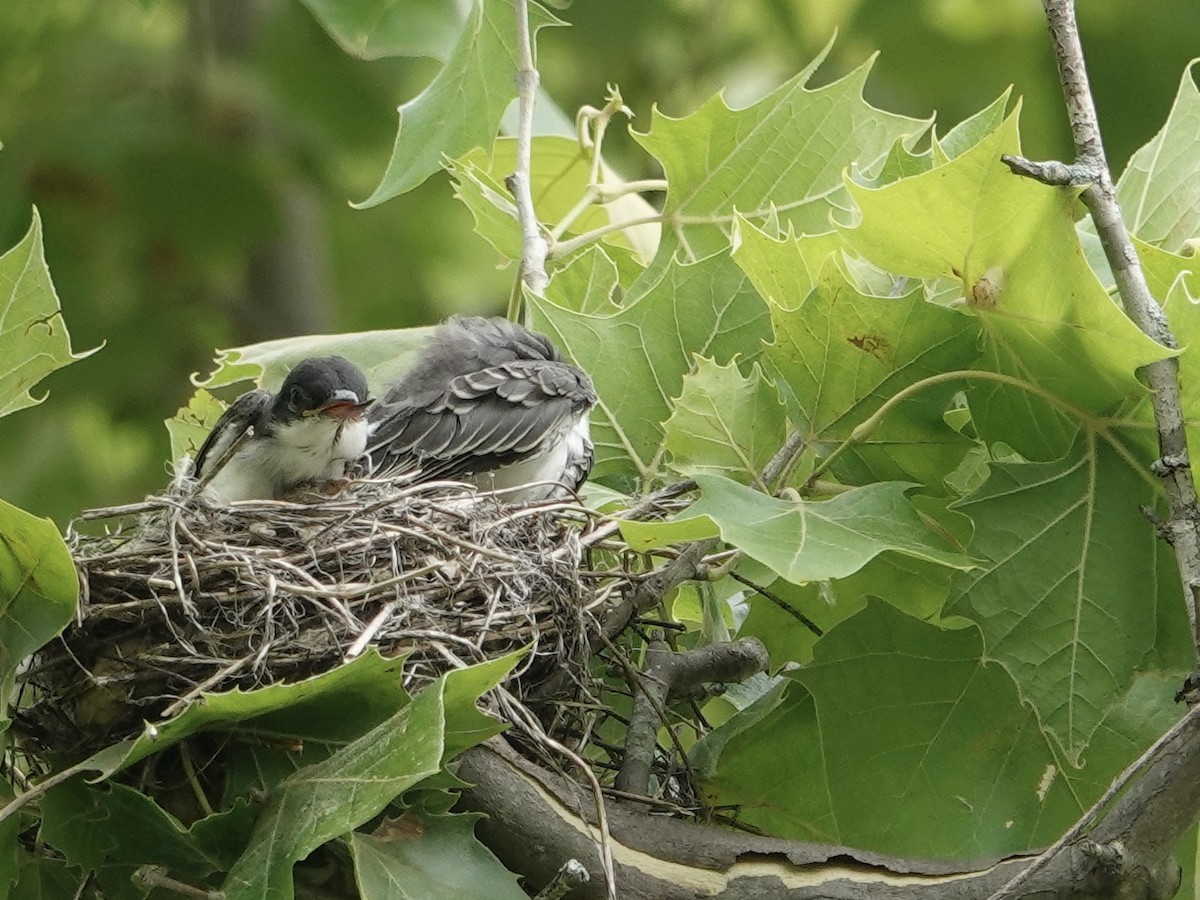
(350, 812, 525, 900)
(0, 498, 77, 728)
(301, 0, 467, 61)
(662, 357, 786, 486)
(634, 42, 929, 260)
(358, 0, 565, 206)
(948, 433, 1159, 762)
(0, 208, 98, 419)
(621, 474, 973, 583)
(1117, 61, 1200, 252)
(530, 251, 770, 488)
(0, 783, 14, 900)
(698, 603, 1083, 858)
(221, 655, 516, 900)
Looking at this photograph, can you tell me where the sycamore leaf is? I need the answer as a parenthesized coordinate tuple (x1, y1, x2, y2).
(358, 0, 564, 206)
(845, 112, 1171, 431)
(932, 88, 1012, 162)
(221, 656, 515, 900)
(194, 328, 435, 393)
(0, 499, 77, 728)
(698, 602, 1177, 859)
(1164, 277, 1200, 455)
(947, 432, 1158, 762)
(634, 43, 929, 260)
(736, 226, 980, 485)
(620, 474, 972, 584)
(662, 357, 787, 487)
(1117, 61, 1200, 252)
(0, 208, 98, 418)
(529, 251, 770, 488)
(450, 137, 656, 266)
(165, 387, 227, 463)
(300, 0, 465, 61)
(544, 245, 622, 314)
(350, 812, 525, 900)
(76, 650, 409, 781)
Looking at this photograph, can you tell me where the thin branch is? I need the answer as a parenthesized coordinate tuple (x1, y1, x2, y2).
(507, 0, 549, 302)
(1003, 0, 1200, 659)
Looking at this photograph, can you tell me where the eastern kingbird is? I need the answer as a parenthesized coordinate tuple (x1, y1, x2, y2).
(367, 316, 596, 501)
(194, 356, 371, 502)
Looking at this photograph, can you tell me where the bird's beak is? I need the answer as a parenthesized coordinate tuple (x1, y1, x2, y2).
(309, 390, 371, 420)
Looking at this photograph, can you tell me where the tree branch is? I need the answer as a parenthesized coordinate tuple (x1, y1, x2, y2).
(1004, 0, 1200, 659)
(614, 637, 769, 796)
(507, 0, 549, 301)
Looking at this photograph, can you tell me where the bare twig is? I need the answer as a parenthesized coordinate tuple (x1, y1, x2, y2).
(507, 0, 549, 302)
(1004, 0, 1200, 658)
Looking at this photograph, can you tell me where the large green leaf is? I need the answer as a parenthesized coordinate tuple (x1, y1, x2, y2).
(358, 0, 564, 206)
(737, 226, 981, 485)
(0, 499, 77, 728)
(350, 812, 525, 900)
(947, 433, 1159, 762)
(1117, 61, 1200, 252)
(529, 251, 770, 488)
(634, 44, 928, 261)
(0, 208, 97, 419)
(845, 112, 1171, 426)
(221, 656, 515, 900)
(621, 474, 972, 584)
(698, 602, 1178, 859)
(662, 357, 787, 487)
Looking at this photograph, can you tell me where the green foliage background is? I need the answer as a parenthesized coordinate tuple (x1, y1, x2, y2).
(1, 0, 1198, 522)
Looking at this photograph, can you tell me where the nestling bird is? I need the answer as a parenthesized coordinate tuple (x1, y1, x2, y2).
(367, 316, 596, 501)
(194, 356, 371, 502)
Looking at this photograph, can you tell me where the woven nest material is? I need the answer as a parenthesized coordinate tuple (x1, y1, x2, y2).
(18, 478, 600, 761)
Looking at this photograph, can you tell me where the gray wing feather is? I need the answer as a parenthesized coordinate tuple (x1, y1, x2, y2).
(368, 358, 595, 481)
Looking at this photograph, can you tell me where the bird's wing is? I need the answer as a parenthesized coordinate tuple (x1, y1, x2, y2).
(193, 389, 273, 478)
(367, 359, 595, 482)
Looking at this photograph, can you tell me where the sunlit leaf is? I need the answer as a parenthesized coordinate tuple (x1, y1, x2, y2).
(358, 0, 564, 206)
(635, 43, 929, 260)
(0, 208, 98, 419)
(1117, 61, 1200, 252)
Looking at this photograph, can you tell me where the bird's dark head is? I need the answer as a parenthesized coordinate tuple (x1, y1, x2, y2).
(274, 356, 371, 422)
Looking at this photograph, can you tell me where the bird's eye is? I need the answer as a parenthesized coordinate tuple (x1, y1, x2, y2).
(290, 386, 310, 411)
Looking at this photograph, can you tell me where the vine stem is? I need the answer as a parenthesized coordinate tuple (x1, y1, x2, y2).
(1001, 0, 1200, 660)
(507, 0, 549, 307)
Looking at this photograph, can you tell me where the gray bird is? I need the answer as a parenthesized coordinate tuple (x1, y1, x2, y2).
(194, 356, 371, 502)
(367, 316, 596, 501)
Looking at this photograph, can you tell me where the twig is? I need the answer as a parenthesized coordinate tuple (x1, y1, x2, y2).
(507, 0, 549, 303)
(1003, 0, 1200, 659)
(614, 637, 769, 796)
(531, 859, 589, 900)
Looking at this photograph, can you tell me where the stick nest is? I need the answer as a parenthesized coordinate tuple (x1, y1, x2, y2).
(19, 479, 599, 761)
